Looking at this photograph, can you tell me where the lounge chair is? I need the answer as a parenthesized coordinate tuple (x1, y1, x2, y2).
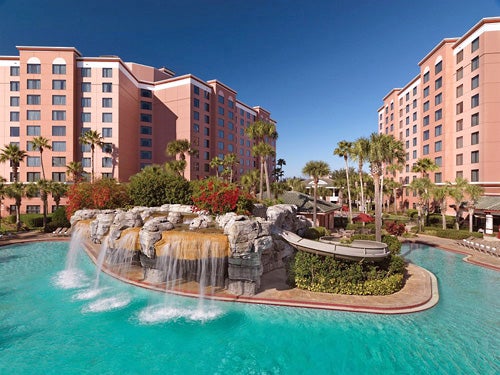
(57, 227, 68, 236)
(62, 227, 72, 237)
(52, 227, 63, 235)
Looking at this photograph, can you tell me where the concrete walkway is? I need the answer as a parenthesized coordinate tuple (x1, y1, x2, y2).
(1, 231, 498, 314)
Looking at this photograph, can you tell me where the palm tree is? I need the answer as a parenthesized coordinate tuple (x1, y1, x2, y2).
(367, 133, 405, 242)
(0, 143, 27, 183)
(36, 179, 51, 232)
(0, 176, 6, 231)
(240, 169, 260, 196)
(274, 158, 286, 182)
(432, 184, 452, 230)
(31, 136, 52, 180)
(449, 177, 469, 230)
(165, 139, 197, 178)
(209, 156, 224, 179)
(412, 157, 439, 178)
(302, 160, 331, 228)
(351, 137, 370, 213)
(285, 177, 306, 193)
(50, 182, 68, 210)
(80, 130, 104, 183)
(385, 178, 402, 214)
(465, 183, 484, 233)
(246, 120, 278, 200)
(66, 161, 84, 182)
(5, 182, 36, 231)
(409, 177, 433, 232)
(334, 141, 353, 224)
(222, 153, 238, 182)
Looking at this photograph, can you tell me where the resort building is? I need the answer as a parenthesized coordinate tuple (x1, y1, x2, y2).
(378, 17, 500, 214)
(0, 46, 275, 214)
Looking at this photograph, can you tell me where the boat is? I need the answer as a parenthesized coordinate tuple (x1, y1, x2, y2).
(278, 230, 390, 262)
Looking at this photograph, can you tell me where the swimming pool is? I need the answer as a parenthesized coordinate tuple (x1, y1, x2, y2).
(0, 241, 498, 374)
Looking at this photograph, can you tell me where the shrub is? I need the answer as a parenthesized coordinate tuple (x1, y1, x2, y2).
(406, 209, 418, 219)
(302, 226, 330, 240)
(434, 229, 482, 240)
(51, 207, 70, 228)
(191, 178, 255, 215)
(385, 221, 406, 236)
(129, 165, 193, 207)
(21, 214, 45, 228)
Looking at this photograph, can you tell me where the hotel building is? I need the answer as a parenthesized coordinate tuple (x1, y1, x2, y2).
(378, 17, 500, 213)
(0, 46, 275, 214)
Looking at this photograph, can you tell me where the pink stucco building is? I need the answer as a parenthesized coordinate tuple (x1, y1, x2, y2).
(0, 46, 275, 214)
(378, 17, 500, 213)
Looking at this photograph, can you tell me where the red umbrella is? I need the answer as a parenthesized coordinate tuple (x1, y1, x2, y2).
(353, 213, 374, 223)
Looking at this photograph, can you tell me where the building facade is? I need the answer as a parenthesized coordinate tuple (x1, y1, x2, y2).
(378, 17, 500, 212)
(0, 46, 275, 214)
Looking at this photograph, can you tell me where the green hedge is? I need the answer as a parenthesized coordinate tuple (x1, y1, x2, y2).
(302, 226, 330, 240)
(434, 229, 483, 240)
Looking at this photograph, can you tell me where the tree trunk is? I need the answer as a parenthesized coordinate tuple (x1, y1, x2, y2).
(264, 156, 272, 200)
(468, 208, 474, 233)
(40, 150, 45, 180)
(373, 174, 382, 242)
(91, 145, 95, 183)
(344, 157, 353, 224)
(313, 182, 318, 228)
(258, 157, 264, 200)
(358, 163, 365, 214)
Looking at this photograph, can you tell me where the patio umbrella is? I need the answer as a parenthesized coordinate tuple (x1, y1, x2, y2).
(353, 213, 374, 223)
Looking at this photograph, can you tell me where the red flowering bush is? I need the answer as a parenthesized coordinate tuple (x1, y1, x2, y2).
(385, 221, 406, 236)
(191, 178, 255, 216)
(66, 179, 130, 219)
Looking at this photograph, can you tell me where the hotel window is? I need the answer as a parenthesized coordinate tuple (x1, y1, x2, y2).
(102, 113, 113, 123)
(26, 141, 35, 151)
(228, 111, 234, 120)
(102, 68, 113, 78)
(140, 151, 152, 160)
(456, 50, 463, 63)
(471, 132, 479, 145)
(434, 93, 442, 105)
(204, 103, 210, 112)
(102, 98, 113, 108)
(27, 156, 41, 167)
(471, 37, 479, 52)
(423, 71, 429, 83)
(217, 142, 224, 150)
(228, 133, 234, 141)
(218, 95, 224, 104)
(204, 91, 210, 99)
(204, 115, 210, 124)
(423, 130, 430, 141)
(471, 56, 479, 71)
(81, 98, 91, 107)
(193, 98, 200, 108)
(204, 127, 209, 136)
(193, 86, 200, 95)
(456, 102, 463, 115)
(10, 127, 20, 137)
(413, 99, 417, 108)
(52, 64, 66, 74)
(228, 144, 234, 152)
(218, 130, 224, 138)
(456, 171, 463, 179)
(218, 118, 224, 127)
(52, 141, 66, 152)
(82, 83, 91, 92)
(52, 126, 66, 136)
(218, 106, 224, 115)
(10, 66, 20, 76)
(10, 97, 19, 106)
(52, 111, 66, 121)
(10, 81, 20, 91)
(456, 67, 463, 81)
(471, 75, 479, 90)
(102, 157, 113, 167)
(27, 172, 41, 182)
(413, 87, 417, 96)
(26, 205, 41, 214)
(456, 136, 463, 149)
(471, 151, 479, 164)
(193, 124, 200, 133)
(423, 86, 429, 97)
(52, 95, 66, 105)
(102, 128, 112, 137)
(81, 68, 91, 77)
(27, 95, 41, 105)
(228, 99, 234, 109)
(471, 94, 479, 108)
(27, 110, 41, 121)
(193, 111, 200, 120)
(423, 101, 429, 112)
(140, 138, 152, 147)
(81, 113, 91, 122)
(82, 158, 91, 167)
(140, 126, 152, 135)
(412, 137, 417, 146)
(456, 85, 463, 98)
(435, 125, 442, 136)
(435, 156, 442, 167)
(435, 109, 442, 121)
(203, 139, 210, 148)
(26, 125, 41, 137)
(140, 114, 152, 122)
(435, 61, 442, 74)
(413, 151, 417, 160)
(27, 64, 41, 74)
(102, 143, 113, 153)
(423, 145, 429, 155)
(10, 112, 19, 122)
(140, 89, 152, 98)
(456, 119, 463, 131)
(82, 143, 91, 153)
(435, 140, 442, 152)
(434, 173, 442, 183)
(435, 77, 442, 90)
(102, 83, 112, 92)
(471, 169, 479, 182)
(471, 113, 479, 126)
(456, 154, 463, 166)
(52, 157, 66, 167)
(27, 79, 41, 89)
(52, 172, 66, 182)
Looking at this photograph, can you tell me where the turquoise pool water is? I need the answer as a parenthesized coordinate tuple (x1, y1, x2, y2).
(0, 241, 498, 374)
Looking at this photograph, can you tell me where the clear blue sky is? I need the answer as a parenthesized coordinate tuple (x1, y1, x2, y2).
(1, 0, 499, 178)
